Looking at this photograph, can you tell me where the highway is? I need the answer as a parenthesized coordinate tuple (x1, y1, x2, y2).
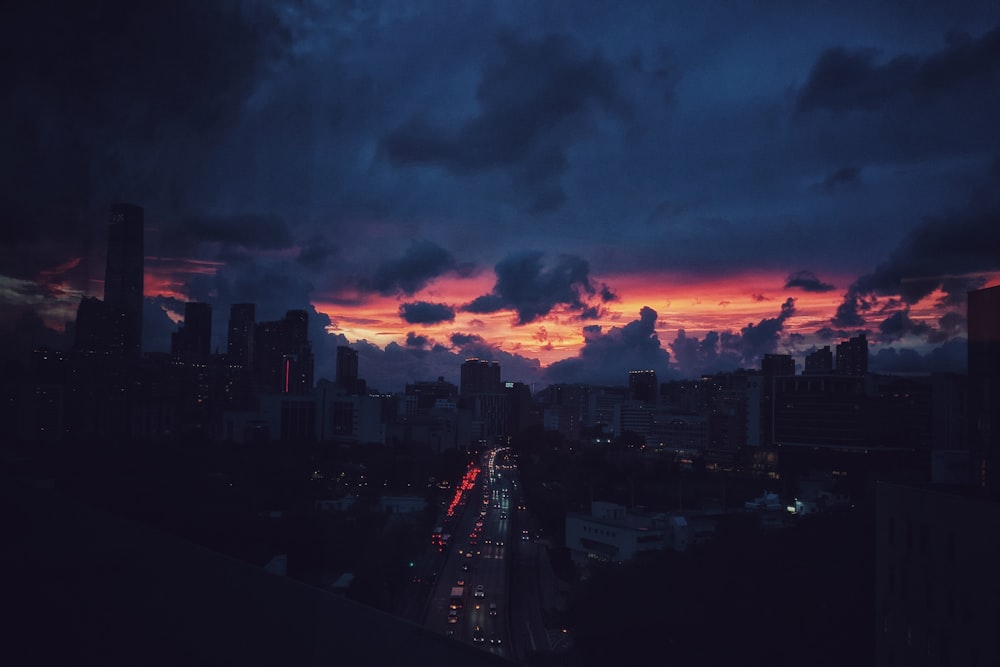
(417, 448, 517, 658)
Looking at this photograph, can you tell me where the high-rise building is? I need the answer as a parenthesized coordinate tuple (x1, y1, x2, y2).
(836, 333, 868, 376)
(460, 359, 505, 444)
(968, 284, 1000, 496)
(804, 346, 833, 374)
(103, 203, 144, 358)
(761, 353, 795, 377)
(171, 302, 212, 364)
(227, 303, 256, 369)
(254, 310, 314, 395)
(336, 345, 359, 394)
(628, 370, 658, 406)
(460, 359, 501, 396)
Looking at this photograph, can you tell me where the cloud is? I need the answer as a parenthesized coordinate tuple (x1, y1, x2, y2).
(405, 332, 429, 348)
(869, 338, 967, 375)
(464, 251, 605, 325)
(821, 166, 862, 192)
(545, 306, 672, 386)
(381, 31, 631, 212)
(668, 298, 797, 377)
(876, 308, 932, 343)
(785, 270, 836, 293)
(1, 1, 291, 210)
(164, 213, 293, 255)
(363, 241, 457, 296)
(399, 301, 456, 325)
(797, 25, 1000, 114)
(832, 203, 1000, 328)
(296, 234, 338, 271)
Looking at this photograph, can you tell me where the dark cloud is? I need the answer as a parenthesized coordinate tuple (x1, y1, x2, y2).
(449, 332, 485, 348)
(669, 298, 796, 377)
(877, 308, 932, 343)
(464, 251, 601, 325)
(797, 25, 1000, 113)
(785, 270, 836, 293)
(399, 301, 456, 325)
(164, 213, 293, 255)
(363, 241, 456, 297)
(382, 31, 631, 213)
(0, 1, 291, 210)
(405, 332, 429, 348)
(821, 166, 862, 191)
(296, 235, 338, 271)
(545, 306, 672, 386)
(869, 338, 967, 375)
(832, 203, 1000, 327)
(738, 297, 797, 362)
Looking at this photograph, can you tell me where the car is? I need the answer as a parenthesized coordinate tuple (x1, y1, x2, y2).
(490, 633, 502, 645)
(489, 602, 497, 616)
(497, 539, 504, 547)
(474, 584, 485, 598)
(456, 578, 466, 587)
(472, 626, 485, 643)
(448, 610, 459, 624)
(499, 512, 507, 520)
(484, 538, 492, 545)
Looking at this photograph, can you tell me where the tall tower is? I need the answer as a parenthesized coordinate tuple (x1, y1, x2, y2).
(969, 285, 1000, 496)
(460, 359, 501, 397)
(336, 345, 359, 394)
(103, 203, 144, 358)
(171, 302, 212, 364)
(227, 303, 256, 369)
(628, 369, 658, 406)
(836, 333, 868, 376)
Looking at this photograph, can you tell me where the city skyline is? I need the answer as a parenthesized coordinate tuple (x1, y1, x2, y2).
(3, 2, 1000, 392)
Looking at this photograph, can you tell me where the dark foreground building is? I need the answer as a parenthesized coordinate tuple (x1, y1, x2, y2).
(1, 472, 510, 667)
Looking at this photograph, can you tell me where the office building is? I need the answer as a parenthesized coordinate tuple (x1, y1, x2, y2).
(804, 346, 833, 374)
(171, 302, 212, 365)
(336, 345, 360, 394)
(254, 310, 314, 395)
(836, 333, 868, 376)
(876, 482, 1000, 666)
(227, 303, 256, 370)
(628, 369, 658, 406)
(460, 358, 501, 396)
(968, 285, 1000, 495)
(103, 203, 144, 359)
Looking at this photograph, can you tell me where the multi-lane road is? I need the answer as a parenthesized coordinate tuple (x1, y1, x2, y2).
(399, 448, 518, 659)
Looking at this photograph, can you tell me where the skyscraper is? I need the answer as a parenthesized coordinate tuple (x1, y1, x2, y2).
(628, 370, 658, 406)
(336, 345, 359, 394)
(103, 203, 144, 358)
(171, 302, 212, 364)
(969, 284, 1000, 496)
(460, 359, 501, 397)
(836, 333, 868, 376)
(254, 310, 314, 395)
(804, 346, 833, 374)
(227, 303, 256, 369)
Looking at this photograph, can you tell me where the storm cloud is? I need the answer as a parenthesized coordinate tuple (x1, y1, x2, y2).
(797, 25, 1000, 113)
(363, 241, 457, 297)
(465, 251, 606, 325)
(785, 270, 836, 293)
(545, 306, 672, 386)
(399, 301, 456, 325)
(382, 31, 632, 213)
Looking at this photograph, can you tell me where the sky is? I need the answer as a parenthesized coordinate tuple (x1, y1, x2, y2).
(2, 0, 1000, 392)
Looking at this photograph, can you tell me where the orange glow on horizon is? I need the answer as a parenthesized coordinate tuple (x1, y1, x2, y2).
(313, 268, 853, 366)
